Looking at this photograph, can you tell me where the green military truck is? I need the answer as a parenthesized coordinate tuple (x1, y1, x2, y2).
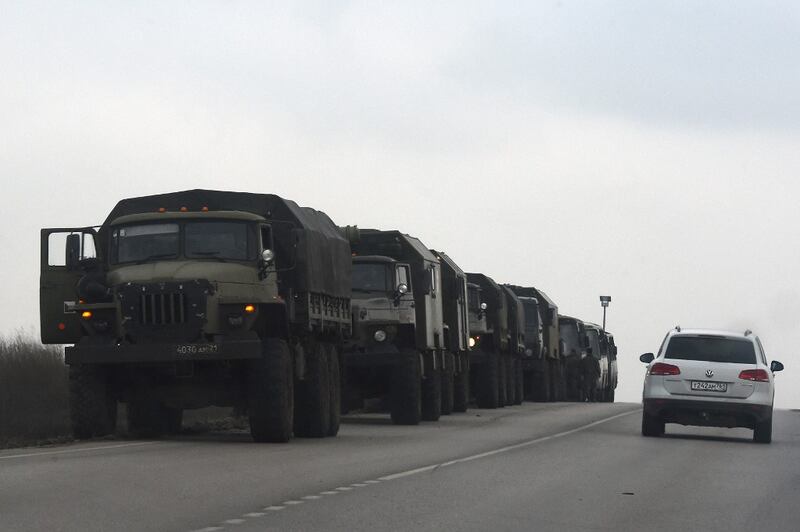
(601, 331, 618, 402)
(501, 285, 525, 406)
(533, 289, 564, 401)
(506, 285, 545, 401)
(466, 273, 509, 409)
(40, 189, 350, 443)
(431, 251, 470, 414)
(558, 314, 590, 401)
(582, 322, 610, 401)
(345, 230, 444, 423)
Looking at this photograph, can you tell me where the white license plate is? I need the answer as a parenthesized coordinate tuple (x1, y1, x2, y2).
(176, 344, 219, 356)
(691, 381, 727, 392)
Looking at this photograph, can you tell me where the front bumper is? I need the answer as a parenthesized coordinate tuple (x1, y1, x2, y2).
(65, 339, 262, 364)
(643, 398, 772, 429)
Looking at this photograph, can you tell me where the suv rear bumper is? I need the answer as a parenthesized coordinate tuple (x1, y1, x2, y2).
(643, 398, 772, 429)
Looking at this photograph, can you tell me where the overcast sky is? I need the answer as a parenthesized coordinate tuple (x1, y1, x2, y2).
(2, 1, 799, 407)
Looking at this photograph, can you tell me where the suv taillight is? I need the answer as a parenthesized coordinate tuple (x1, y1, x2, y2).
(738, 369, 769, 382)
(650, 362, 681, 376)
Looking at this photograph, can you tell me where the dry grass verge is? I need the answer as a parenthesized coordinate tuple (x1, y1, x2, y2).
(0, 332, 71, 448)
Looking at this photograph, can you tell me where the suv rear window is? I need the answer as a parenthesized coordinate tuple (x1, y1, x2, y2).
(665, 336, 756, 364)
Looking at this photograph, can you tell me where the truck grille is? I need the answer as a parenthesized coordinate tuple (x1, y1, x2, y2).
(140, 293, 186, 325)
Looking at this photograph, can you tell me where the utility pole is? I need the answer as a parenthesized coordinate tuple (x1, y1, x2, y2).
(600, 295, 611, 331)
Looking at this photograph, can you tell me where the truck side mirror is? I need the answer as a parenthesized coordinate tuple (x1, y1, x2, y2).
(65, 233, 81, 271)
(639, 353, 654, 363)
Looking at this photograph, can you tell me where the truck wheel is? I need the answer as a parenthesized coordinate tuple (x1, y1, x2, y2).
(475, 351, 499, 409)
(294, 342, 331, 438)
(500, 355, 514, 406)
(163, 408, 183, 435)
(327, 344, 341, 437)
(69, 365, 116, 439)
(248, 338, 294, 443)
(514, 358, 523, 405)
(440, 352, 455, 415)
(127, 392, 164, 438)
(391, 350, 422, 425)
(753, 415, 772, 444)
(607, 388, 615, 403)
(534, 358, 551, 402)
(641, 412, 665, 437)
(453, 353, 469, 413)
(421, 356, 442, 422)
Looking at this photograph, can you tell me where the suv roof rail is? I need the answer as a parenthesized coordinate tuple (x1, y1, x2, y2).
(674, 325, 681, 332)
(744, 329, 753, 336)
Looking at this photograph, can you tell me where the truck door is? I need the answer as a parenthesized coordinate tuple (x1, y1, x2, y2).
(40, 228, 99, 344)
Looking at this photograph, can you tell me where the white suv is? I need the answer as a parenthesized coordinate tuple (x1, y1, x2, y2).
(640, 328, 784, 443)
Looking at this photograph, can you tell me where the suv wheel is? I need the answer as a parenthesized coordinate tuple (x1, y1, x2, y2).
(641, 412, 665, 437)
(753, 415, 772, 444)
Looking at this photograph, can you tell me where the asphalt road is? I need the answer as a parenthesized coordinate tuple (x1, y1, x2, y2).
(2, 403, 799, 532)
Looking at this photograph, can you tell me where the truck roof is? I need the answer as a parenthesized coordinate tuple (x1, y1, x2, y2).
(101, 189, 351, 298)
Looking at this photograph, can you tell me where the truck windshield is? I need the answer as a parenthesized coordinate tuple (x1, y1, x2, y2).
(665, 336, 756, 364)
(113, 223, 179, 263)
(112, 221, 254, 264)
(468, 286, 481, 311)
(185, 221, 251, 260)
(587, 329, 601, 359)
(560, 321, 581, 356)
(352, 263, 391, 292)
(521, 300, 540, 331)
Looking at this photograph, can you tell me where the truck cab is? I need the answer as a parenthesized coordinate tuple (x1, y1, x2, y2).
(558, 315, 590, 401)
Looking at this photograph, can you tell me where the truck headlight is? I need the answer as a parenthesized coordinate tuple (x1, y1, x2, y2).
(374, 329, 387, 342)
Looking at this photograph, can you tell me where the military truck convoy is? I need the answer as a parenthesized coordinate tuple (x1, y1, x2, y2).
(39, 189, 618, 442)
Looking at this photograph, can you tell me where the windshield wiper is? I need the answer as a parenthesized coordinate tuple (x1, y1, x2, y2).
(135, 253, 177, 264)
(190, 251, 230, 262)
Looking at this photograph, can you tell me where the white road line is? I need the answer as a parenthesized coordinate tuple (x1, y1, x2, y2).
(190, 527, 223, 532)
(351, 483, 368, 487)
(243, 512, 266, 517)
(302, 495, 321, 500)
(320, 491, 339, 495)
(283, 500, 304, 505)
(379, 409, 639, 481)
(0, 441, 158, 461)
(364, 480, 381, 484)
(224, 518, 246, 524)
(264, 506, 286, 511)
(335, 486, 353, 491)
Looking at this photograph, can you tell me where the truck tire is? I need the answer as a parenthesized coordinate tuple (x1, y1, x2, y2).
(163, 408, 183, 435)
(327, 344, 341, 437)
(453, 353, 469, 413)
(607, 388, 615, 403)
(497, 354, 508, 407)
(753, 415, 772, 444)
(440, 352, 455, 415)
(421, 359, 442, 422)
(127, 391, 164, 438)
(294, 342, 331, 438)
(391, 350, 422, 425)
(69, 365, 116, 439)
(641, 412, 665, 437)
(475, 351, 500, 409)
(533, 358, 551, 402)
(514, 358, 523, 405)
(248, 338, 294, 443)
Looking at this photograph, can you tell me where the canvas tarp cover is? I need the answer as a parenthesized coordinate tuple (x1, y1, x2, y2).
(101, 189, 351, 297)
